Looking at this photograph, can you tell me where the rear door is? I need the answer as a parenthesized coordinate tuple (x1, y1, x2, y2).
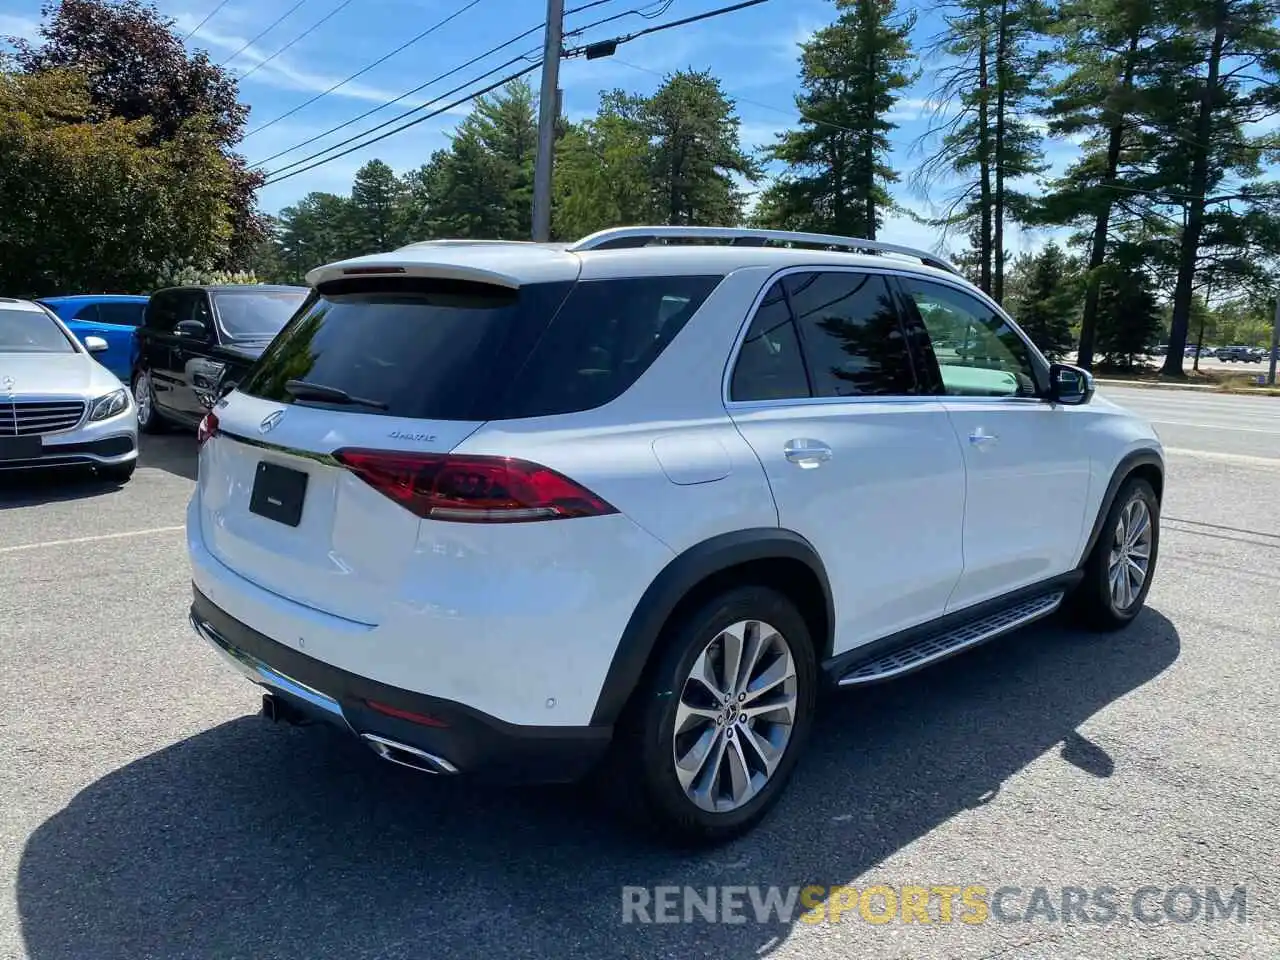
(895, 275, 1093, 609)
(197, 276, 573, 625)
(724, 270, 967, 655)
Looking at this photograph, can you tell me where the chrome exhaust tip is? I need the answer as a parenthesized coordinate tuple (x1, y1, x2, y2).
(361, 733, 458, 775)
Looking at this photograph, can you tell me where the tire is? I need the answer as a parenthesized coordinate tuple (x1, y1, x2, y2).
(97, 460, 136, 484)
(1072, 477, 1160, 631)
(132, 369, 164, 434)
(606, 585, 817, 847)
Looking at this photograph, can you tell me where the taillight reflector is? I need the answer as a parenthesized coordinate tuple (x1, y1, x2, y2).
(197, 410, 219, 447)
(332, 449, 617, 523)
(365, 699, 450, 727)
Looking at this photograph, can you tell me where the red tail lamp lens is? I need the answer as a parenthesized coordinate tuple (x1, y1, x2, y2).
(333, 450, 618, 523)
(197, 411, 219, 447)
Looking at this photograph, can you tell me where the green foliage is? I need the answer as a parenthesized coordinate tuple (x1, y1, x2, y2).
(1095, 262, 1164, 367)
(552, 92, 652, 239)
(1007, 241, 1078, 358)
(0, 68, 235, 296)
(755, 0, 917, 239)
(10, 0, 266, 265)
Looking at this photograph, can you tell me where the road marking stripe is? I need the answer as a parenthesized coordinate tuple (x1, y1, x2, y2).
(0, 525, 185, 554)
(1163, 447, 1280, 466)
(1149, 419, 1280, 435)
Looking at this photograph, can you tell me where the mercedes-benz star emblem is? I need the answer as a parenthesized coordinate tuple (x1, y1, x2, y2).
(259, 410, 285, 434)
(2, 376, 13, 390)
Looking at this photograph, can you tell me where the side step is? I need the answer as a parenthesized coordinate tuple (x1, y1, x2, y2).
(836, 591, 1065, 686)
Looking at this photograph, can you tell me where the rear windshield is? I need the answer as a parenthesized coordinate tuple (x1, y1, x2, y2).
(213, 289, 307, 340)
(0, 307, 76, 353)
(238, 274, 722, 421)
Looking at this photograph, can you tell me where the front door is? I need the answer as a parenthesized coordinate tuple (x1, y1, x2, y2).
(171, 291, 218, 422)
(725, 270, 967, 656)
(896, 275, 1093, 611)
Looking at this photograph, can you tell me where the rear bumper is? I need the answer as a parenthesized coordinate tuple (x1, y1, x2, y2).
(190, 586, 613, 784)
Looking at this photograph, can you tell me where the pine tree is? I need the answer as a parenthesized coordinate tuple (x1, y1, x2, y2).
(349, 160, 409, 253)
(1010, 242, 1078, 358)
(915, 0, 1049, 302)
(756, 0, 916, 239)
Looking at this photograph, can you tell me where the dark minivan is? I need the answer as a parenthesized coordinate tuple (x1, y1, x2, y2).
(132, 284, 308, 432)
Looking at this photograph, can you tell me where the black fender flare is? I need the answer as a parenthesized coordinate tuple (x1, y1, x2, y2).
(1076, 448, 1165, 567)
(589, 528, 834, 727)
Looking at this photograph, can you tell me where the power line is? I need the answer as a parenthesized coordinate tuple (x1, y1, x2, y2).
(564, 0, 769, 58)
(250, 24, 546, 168)
(250, 0, 660, 170)
(263, 62, 542, 186)
(218, 0, 310, 68)
(610, 55, 859, 136)
(237, 0, 358, 83)
(183, 0, 232, 41)
(243, 0, 611, 140)
(262, 52, 534, 179)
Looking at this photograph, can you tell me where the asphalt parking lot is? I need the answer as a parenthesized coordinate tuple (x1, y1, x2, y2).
(2, 386, 1277, 960)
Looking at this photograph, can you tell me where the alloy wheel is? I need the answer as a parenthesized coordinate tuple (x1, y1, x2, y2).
(134, 372, 152, 427)
(672, 619, 798, 813)
(1108, 497, 1152, 610)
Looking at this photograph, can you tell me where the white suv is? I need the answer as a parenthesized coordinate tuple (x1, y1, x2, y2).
(186, 227, 1163, 844)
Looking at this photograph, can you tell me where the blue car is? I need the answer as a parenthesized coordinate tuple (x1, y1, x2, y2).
(36, 294, 149, 381)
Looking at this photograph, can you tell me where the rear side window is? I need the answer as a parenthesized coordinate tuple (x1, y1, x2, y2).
(97, 302, 145, 326)
(784, 272, 916, 397)
(73, 304, 100, 322)
(500, 275, 723, 419)
(730, 281, 811, 401)
(146, 291, 182, 333)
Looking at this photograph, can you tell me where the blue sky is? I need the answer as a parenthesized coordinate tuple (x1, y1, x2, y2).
(4, 0, 1269, 258)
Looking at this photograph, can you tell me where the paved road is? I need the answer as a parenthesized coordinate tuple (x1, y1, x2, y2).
(1100, 384, 1280, 461)
(1, 392, 1277, 960)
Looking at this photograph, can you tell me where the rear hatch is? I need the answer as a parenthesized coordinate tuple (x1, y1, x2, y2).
(195, 272, 577, 625)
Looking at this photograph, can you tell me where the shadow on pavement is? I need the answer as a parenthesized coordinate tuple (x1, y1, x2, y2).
(16, 610, 1180, 960)
(137, 433, 197, 482)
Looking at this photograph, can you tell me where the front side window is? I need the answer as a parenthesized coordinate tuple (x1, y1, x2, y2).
(900, 278, 1040, 398)
(0, 307, 77, 353)
(72, 304, 100, 323)
(96, 302, 145, 326)
(785, 271, 916, 397)
(146, 291, 182, 333)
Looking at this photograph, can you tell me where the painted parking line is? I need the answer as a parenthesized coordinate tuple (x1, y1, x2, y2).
(0, 525, 185, 555)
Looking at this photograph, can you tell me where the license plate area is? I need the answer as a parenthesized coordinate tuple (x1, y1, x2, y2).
(249, 460, 308, 527)
(0, 435, 42, 462)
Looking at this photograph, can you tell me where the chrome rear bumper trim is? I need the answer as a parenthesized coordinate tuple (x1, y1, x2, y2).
(189, 612, 345, 720)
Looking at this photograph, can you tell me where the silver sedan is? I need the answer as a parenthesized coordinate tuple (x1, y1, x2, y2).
(0, 297, 139, 482)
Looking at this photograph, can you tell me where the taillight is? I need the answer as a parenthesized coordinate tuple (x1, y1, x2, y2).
(197, 411, 219, 447)
(332, 449, 618, 522)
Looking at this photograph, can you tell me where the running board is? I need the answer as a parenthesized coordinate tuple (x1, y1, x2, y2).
(836, 591, 1065, 686)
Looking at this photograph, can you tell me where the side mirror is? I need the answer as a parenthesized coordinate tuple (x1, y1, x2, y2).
(176, 319, 208, 340)
(83, 335, 109, 354)
(1048, 362, 1094, 405)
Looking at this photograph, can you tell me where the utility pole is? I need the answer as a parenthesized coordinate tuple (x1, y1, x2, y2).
(531, 0, 564, 242)
(1268, 295, 1279, 386)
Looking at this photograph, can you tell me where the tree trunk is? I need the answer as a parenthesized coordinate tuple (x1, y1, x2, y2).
(863, 0, 877, 239)
(1162, 5, 1226, 377)
(1077, 32, 1140, 371)
(976, 7, 993, 296)
(993, 0, 1008, 305)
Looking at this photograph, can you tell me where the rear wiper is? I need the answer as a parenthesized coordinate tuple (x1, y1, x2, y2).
(284, 379, 388, 410)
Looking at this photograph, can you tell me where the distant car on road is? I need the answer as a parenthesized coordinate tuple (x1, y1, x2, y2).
(1217, 345, 1261, 363)
(36, 294, 148, 382)
(0, 297, 138, 481)
(132, 284, 308, 433)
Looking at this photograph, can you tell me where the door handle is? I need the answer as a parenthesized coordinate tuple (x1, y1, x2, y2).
(969, 429, 998, 447)
(784, 439, 832, 468)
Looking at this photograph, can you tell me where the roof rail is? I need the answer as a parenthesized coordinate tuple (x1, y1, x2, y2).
(567, 226, 961, 276)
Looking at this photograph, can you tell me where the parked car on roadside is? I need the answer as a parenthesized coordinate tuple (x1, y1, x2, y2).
(1216, 345, 1260, 362)
(0, 297, 138, 481)
(131, 284, 308, 433)
(186, 226, 1164, 845)
(36, 294, 148, 382)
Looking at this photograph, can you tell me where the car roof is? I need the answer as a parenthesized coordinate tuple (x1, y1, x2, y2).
(307, 238, 965, 289)
(0, 297, 50, 313)
(151, 284, 308, 294)
(38, 294, 149, 304)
